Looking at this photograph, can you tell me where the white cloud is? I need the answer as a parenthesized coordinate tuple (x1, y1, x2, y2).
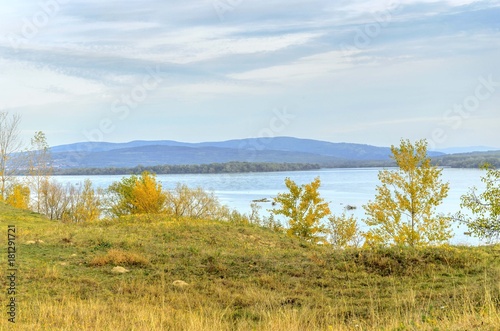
(0, 58, 105, 109)
(0, 0, 499, 147)
(229, 50, 353, 83)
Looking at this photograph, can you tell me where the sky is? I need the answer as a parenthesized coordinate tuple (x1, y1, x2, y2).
(0, 0, 499, 149)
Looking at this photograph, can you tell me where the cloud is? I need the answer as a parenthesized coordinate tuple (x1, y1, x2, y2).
(0, 0, 499, 147)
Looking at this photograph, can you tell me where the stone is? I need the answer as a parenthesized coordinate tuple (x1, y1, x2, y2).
(111, 266, 130, 274)
(172, 280, 189, 288)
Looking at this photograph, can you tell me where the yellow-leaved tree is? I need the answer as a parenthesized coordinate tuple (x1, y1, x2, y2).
(132, 172, 167, 214)
(6, 183, 30, 209)
(271, 177, 330, 244)
(108, 171, 167, 217)
(457, 164, 500, 242)
(363, 139, 451, 247)
(327, 213, 362, 249)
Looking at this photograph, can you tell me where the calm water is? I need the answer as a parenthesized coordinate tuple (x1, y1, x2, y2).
(52, 168, 486, 245)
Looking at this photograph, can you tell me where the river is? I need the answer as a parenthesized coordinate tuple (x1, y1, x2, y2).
(52, 168, 486, 245)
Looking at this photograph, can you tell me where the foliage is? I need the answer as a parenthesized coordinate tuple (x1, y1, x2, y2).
(107, 171, 167, 217)
(326, 212, 362, 249)
(227, 202, 284, 232)
(166, 184, 224, 219)
(5, 183, 30, 209)
(39, 180, 70, 220)
(64, 179, 103, 223)
(363, 139, 451, 247)
(52, 161, 321, 175)
(434, 151, 500, 168)
(131, 172, 167, 215)
(271, 177, 330, 243)
(458, 165, 500, 242)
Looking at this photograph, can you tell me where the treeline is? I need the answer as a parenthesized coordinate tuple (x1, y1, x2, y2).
(51, 162, 321, 176)
(322, 151, 500, 169)
(433, 151, 500, 168)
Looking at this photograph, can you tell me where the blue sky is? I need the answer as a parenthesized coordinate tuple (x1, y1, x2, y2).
(1, 0, 499, 149)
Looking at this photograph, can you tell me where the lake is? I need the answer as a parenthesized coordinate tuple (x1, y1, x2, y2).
(52, 168, 487, 245)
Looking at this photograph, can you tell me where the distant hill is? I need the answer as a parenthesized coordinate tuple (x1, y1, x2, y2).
(51, 137, 397, 160)
(54, 137, 500, 170)
(51, 144, 342, 168)
(51, 137, 447, 169)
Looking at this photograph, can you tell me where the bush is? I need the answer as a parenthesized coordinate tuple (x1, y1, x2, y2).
(107, 171, 167, 217)
(166, 184, 224, 220)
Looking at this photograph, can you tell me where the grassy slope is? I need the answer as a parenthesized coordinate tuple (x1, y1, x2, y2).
(1, 203, 499, 331)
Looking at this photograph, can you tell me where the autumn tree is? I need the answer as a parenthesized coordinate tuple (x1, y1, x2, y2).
(0, 112, 23, 201)
(457, 165, 500, 242)
(6, 183, 30, 209)
(39, 180, 70, 220)
(27, 131, 52, 212)
(165, 184, 223, 219)
(107, 171, 167, 217)
(327, 213, 362, 249)
(271, 177, 331, 243)
(363, 139, 451, 247)
(64, 179, 103, 223)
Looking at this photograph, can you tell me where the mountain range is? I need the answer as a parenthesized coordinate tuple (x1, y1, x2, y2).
(49, 137, 498, 169)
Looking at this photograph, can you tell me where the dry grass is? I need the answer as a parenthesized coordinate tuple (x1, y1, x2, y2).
(5, 290, 500, 331)
(89, 248, 150, 267)
(1, 202, 500, 330)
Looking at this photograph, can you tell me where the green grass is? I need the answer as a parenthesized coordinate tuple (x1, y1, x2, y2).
(1, 202, 499, 330)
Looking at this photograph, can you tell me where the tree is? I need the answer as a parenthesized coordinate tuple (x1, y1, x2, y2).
(165, 184, 223, 219)
(39, 180, 70, 220)
(0, 112, 23, 201)
(27, 131, 52, 212)
(327, 213, 362, 249)
(363, 139, 451, 247)
(6, 183, 30, 209)
(271, 177, 331, 243)
(458, 165, 500, 242)
(107, 171, 167, 217)
(131, 172, 167, 215)
(64, 179, 102, 223)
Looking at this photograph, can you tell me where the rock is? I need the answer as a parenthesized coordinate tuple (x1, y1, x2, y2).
(172, 280, 189, 288)
(26, 239, 44, 245)
(112, 266, 130, 274)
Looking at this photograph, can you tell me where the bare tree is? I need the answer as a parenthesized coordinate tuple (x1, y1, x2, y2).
(39, 180, 70, 220)
(0, 112, 23, 201)
(27, 131, 52, 212)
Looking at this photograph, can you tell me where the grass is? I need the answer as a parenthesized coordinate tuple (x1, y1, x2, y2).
(1, 202, 499, 330)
